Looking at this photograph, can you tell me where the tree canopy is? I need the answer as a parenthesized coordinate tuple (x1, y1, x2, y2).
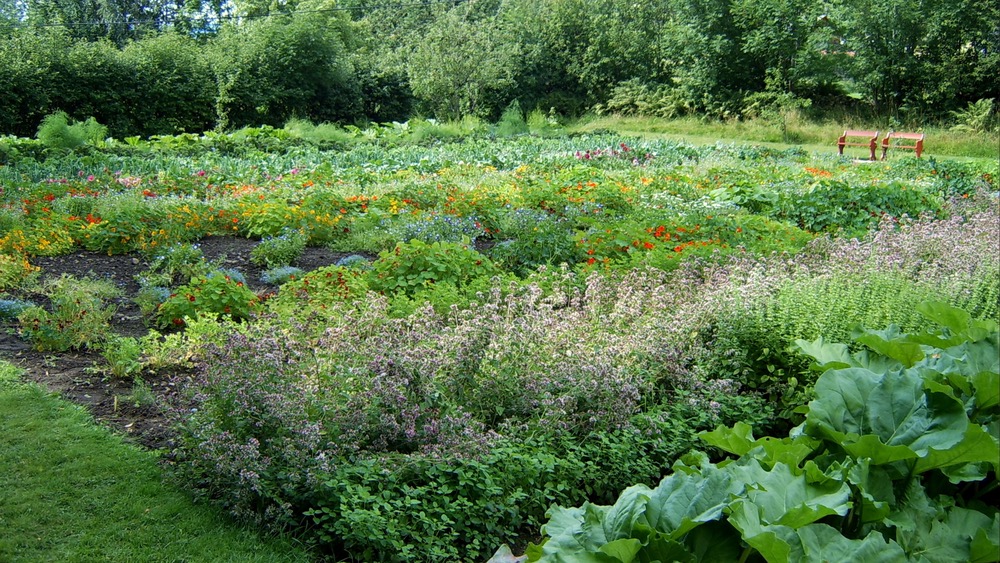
(0, 0, 997, 136)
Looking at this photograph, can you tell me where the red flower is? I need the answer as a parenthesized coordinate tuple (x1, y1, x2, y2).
(643, 242, 655, 250)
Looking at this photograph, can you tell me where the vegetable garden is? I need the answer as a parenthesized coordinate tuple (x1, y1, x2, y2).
(1, 125, 997, 562)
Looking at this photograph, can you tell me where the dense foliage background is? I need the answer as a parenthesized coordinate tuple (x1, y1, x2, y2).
(1, 0, 998, 137)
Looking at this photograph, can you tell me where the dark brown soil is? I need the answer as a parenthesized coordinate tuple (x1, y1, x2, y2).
(0, 236, 360, 450)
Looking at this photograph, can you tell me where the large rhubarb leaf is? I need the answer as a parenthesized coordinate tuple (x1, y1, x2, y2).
(914, 422, 999, 477)
(729, 501, 906, 563)
(854, 325, 925, 367)
(729, 459, 850, 528)
(700, 423, 818, 468)
(805, 366, 968, 462)
(638, 462, 741, 540)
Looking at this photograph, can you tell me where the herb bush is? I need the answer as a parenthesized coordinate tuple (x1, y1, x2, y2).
(169, 272, 778, 561)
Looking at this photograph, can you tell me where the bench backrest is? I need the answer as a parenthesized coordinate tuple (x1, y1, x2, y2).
(884, 132, 925, 142)
(881, 131, 925, 159)
(842, 130, 879, 139)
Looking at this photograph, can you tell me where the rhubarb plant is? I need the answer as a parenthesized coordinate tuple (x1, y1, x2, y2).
(505, 302, 1000, 563)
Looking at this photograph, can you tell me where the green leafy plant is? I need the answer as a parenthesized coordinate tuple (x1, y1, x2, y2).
(263, 265, 369, 319)
(139, 242, 211, 287)
(250, 228, 307, 269)
(100, 335, 144, 378)
(155, 272, 258, 329)
(35, 111, 107, 151)
(950, 98, 997, 134)
(513, 302, 1000, 562)
(368, 238, 498, 295)
(17, 275, 119, 351)
(0, 298, 36, 320)
(0, 254, 39, 291)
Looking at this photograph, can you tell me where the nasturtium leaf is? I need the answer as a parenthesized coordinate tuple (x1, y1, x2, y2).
(894, 505, 994, 563)
(794, 336, 855, 370)
(806, 367, 968, 462)
(487, 545, 528, 563)
(969, 514, 1000, 563)
(748, 435, 819, 469)
(598, 485, 652, 543)
(805, 367, 879, 442)
(636, 536, 695, 563)
(842, 435, 919, 465)
(884, 479, 938, 538)
(727, 500, 792, 563)
(924, 339, 1000, 381)
(639, 462, 741, 540)
(972, 371, 1000, 410)
(541, 506, 586, 538)
(846, 459, 895, 524)
(918, 300, 971, 332)
(580, 502, 617, 548)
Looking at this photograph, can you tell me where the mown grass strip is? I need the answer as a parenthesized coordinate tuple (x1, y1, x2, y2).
(0, 361, 311, 563)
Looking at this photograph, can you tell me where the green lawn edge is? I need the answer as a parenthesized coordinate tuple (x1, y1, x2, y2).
(0, 361, 311, 563)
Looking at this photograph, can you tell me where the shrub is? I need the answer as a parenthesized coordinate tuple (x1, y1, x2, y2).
(0, 298, 36, 320)
(388, 213, 484, 245)
(169, 315, 776, 562)
(487, 208, 577, 274)
(138, 242, 211, 287)
(334, 254, 371, 270)
(267, 264, 368, 304)
(495, 100, 528, 136)
(99, 335, 144, 378)
(520, 303, 1000, 563)
(35, 111, 107, 151)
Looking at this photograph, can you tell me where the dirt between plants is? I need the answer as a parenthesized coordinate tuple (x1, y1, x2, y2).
(0, 236, 357, 451)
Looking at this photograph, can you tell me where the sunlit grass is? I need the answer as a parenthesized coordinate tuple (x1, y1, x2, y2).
(570, 114, 1000, 160)
(0, 361, 311, 563)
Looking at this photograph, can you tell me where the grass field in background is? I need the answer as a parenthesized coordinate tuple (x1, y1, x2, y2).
(571, 114, 1000, 161)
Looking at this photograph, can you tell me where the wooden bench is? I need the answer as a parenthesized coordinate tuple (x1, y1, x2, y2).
(881, 131, 925, 159)
(837, 130, 879, 161)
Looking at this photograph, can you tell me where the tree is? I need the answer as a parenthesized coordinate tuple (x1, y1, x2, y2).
(407, 6, 519, 120)
(209, 2, 362, 129)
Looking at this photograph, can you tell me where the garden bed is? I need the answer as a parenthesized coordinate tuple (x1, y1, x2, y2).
(1, 130, 996, 561)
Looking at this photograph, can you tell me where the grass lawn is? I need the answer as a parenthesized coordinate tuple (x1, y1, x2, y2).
(0, 361, 311, 563)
